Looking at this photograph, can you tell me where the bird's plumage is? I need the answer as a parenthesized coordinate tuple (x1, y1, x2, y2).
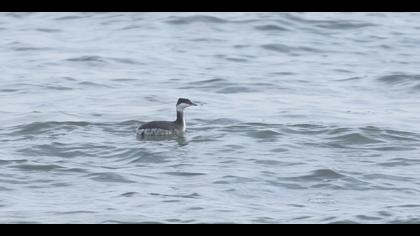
(136, 98, 196, 138)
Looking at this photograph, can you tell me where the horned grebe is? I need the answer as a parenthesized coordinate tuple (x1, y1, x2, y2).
(136, 98, 197, 137)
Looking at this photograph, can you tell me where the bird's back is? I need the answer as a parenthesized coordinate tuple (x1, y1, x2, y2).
(137, 121, 179, 137)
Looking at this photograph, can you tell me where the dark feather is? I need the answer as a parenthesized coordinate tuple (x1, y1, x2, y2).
(138, 121, 177, 131)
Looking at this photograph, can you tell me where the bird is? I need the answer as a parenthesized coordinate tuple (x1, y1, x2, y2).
(136, 98, 197, 138)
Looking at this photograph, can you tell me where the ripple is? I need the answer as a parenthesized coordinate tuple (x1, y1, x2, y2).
(295, 169, 345, 181)
(190, 78, 227, 85)
(284, 125, 420, 150)
(66, 56, 108, 65)
(5, 13, 34, 18)
(261, 43, 293, 53)
(379, 158, 420, 167)
(316, 21, 376, 30)
(180, 77, 233, 91)
(224, 57, 249, 63)
(377, 73, 420, 91)
(254, 24, 289, 32)
(11, 46, 51, 52)
(127, 151, 171, 164)
(78, 81, 113, 88)
(12, 121, 91, 135)
(254, 159, 284, 166)
(209, 118, 240, 125)
(0, 160, 11, 166)
(112, 78, 139, 83)
(116, 120, 141, 127)
(283, 123, 330, 135)
(150, 192, 200, 199)
(334, 76, 363, 82)
(387, 204, 420, 209)
(190, 38, 225, 42)
(363, 173, 414, 182)
(120, 192, 138, 197)
(54, 15, 91, 21)
(216, 86, 256, 94)
(326, 133, 384, 145)
(247, 130, 282, 141)
(9, 120, 137, 138)
(18, 145, 95, 158)
(162, 172, 206, 177)
(356, 215, 382, 221)
(270, 148, 289, 152)
(378, 74, 420, 84)
(35, 28, 61, 33)
(165, 15, 228, 25)
(54, 211, 96, 215)
(330, 220, 359, 224)
(261, 43, 325, 54)
(102, 220, 163, 224)
(284, 14, 376, 29)
(109, 57, 140, 65)
(86, 172, 135, 183)
(10, 164, 65, 172)
(388, 219, 420, 224)
(0, 89, 20, 93)
(42, 85, 73, 91)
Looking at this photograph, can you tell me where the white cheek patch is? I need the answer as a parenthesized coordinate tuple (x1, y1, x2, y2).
(176, 103, 190, 111)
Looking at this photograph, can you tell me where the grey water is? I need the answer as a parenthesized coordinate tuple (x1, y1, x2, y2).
(1, 12, 420, 224)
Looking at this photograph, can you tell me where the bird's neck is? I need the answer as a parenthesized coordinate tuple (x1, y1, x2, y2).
(175, 110, 185, 128)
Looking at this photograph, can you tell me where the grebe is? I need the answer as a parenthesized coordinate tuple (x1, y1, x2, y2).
(137, 98, 197, 137)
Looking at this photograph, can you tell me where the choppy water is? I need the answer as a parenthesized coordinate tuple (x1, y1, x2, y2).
(1, 12, 420, 224)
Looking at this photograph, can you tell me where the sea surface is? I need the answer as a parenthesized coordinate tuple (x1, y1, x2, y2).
(1, 12, 420, 223)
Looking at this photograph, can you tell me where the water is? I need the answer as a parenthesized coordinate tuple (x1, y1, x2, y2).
(1, 12, 420, 224)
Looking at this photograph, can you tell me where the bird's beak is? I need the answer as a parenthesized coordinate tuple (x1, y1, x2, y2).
(191, 102, 198, 106)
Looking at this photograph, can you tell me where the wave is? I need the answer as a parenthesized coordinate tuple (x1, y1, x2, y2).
(290, 169, 345, 181)
(10, 163, 65, 172)
(65, 55, 141, 67)
(85, 172, 135, 183)
(377, 73, 420, 92)
(66, 56, 107, 64)
(10, 120, 139, 136)
(326, 133, 385, 145)
(208, 122, 420, 150)
(11, 120, 411, 154)
(54, 15, 92, 21)
(254, 24, 289, 32)
(283, 13, 377, 30)
(165, 15, 228, 25)
(261, 43, 326, 54)
(35, 28, 62, 33)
